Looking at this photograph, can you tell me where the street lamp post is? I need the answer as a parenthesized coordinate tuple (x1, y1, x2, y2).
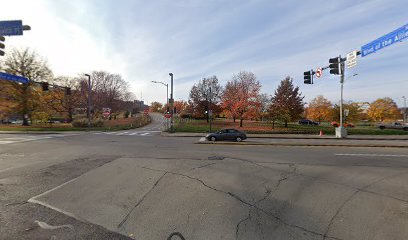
(85, 74, 91, 128)
(209, 87, 212, 132)
(152, 80, 169, 130)
(338, 72, 358, 138)
(404, 96, 407, 123)
(151, 81, 169, 106)
(169, 73, 174, 131)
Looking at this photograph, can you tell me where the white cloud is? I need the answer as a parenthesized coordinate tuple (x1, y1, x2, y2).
(1, 0, 407, 106)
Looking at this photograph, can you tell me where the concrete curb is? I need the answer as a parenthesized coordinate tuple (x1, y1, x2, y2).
(195, 141, 408, 148)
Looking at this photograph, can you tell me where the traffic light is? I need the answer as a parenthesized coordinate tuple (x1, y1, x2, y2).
(41, 82, 49, 91)
(329, 57, 345, 75)
(205, 106, 208, 114)
(304, 70, 314, 84)
(0, 36, 5, 56)
(166, 107, 170, 114)
(65, 87, 71, 95)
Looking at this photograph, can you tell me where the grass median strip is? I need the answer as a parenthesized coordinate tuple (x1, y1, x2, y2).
(173, 118, 408, 135)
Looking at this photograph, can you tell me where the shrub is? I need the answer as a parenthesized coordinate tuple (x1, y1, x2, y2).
(72, 118, 104, 128)
(72, 118, 88, 128)
(92, 119, 104, 127)
(179, 112, 192, 119)
(124, 110, 130, 118)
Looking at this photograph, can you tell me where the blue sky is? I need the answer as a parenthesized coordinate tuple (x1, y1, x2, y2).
(1, 0, 407, 106)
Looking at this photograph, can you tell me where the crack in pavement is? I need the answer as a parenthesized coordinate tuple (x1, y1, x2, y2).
(140, 166, 339, 239)
(225, 156, 408, 204)
(190, 162, 217, 171)
(256, 164, 297, 206)
(4, 201, 28, 207)
(117, 172, 167, 229)
(322, 171, 408, 240)
(235, 210, 251, 240)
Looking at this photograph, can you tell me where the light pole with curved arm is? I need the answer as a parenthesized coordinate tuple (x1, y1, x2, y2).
(151, 81, 169, 106)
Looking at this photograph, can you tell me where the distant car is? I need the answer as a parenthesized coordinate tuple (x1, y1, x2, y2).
(298, 119, 319, 125)
(206, 129, 247, 142)
(377, 122, 408, 131)
(331, 122, 355, 128)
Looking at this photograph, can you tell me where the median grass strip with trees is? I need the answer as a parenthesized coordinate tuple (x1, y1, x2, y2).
(172, 118, 408, 135)
(0, 115, 151, 132)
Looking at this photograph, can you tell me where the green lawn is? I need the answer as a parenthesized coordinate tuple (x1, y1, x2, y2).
(172, 118, 408, 135)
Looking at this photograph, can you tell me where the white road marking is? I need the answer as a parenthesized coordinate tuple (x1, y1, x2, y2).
(129, 132, 138, 136)
(28, 176, 87, 222)
(0, 134, 78, 145)
(140, 133, 150, 136)
(335, 153, 408, 157)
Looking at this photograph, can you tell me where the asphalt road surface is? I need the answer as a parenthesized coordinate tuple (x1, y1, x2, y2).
(1, 115, 408, 240)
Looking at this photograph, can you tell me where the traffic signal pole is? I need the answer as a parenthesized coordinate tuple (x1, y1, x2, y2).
(339, 59, 345, 136)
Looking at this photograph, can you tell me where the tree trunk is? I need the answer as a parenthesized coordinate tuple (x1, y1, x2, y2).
(233, 116, 236, 122)
(68, 107, 73, 123)
(272, 119, 275, 129)
(240, 118, 243, 127)
(284, 120, 288, 128)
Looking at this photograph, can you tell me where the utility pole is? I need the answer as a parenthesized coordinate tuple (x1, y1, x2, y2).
(85, 74, 92, 128)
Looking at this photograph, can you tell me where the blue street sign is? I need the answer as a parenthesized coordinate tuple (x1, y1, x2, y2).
(361, 23, 408, 57)
(0, 72, 29, 84)
(0, 20, 23, 36)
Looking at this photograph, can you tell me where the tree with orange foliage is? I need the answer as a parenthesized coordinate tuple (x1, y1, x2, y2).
(222, 71, 261, 127)
(306, 95, 332, 122)
(173, 100, 188, 114)
(367, 97, 401, 122)
(1, 48, 53, 125)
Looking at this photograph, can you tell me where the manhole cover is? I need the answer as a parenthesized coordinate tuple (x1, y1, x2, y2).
(207, 156, 225, 160)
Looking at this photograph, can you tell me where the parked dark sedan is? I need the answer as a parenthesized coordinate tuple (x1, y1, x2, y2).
(298, 119, 319, 125)
(206, 129, 247, 142)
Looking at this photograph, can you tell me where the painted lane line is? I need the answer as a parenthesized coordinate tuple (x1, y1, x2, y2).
(140, 133, 150, 136)
(335, 153, 408, 157)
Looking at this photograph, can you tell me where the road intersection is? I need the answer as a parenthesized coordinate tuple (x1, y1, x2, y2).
(1, 115, 408, 240)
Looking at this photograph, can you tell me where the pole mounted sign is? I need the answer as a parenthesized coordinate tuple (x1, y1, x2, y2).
(361, 23, 408, 57)
(0, 72, 29, 84)
(346, 50, 357, 69)
(0, 20, 23, 36)
(315, 68, 322, 78)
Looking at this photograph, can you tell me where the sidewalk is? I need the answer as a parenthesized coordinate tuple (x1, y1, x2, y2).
(161, 132, 408, 140)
